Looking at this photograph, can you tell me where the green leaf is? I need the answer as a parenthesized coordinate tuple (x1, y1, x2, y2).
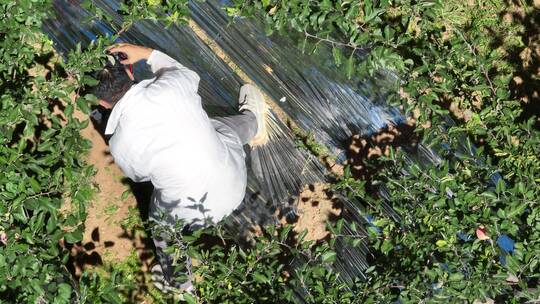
(81, 75, 99, 86)
(332, 47, 342, 67)
(183, 293, 197, 304)
(321, 251, 336, 263)
(28, 178, 41, 193)
(507, 203, 527, 217)
(436, 240, 447, 247)
(56, 283, 72, 302)
(121, 189, 131, 201)
(346, 53, 355, 79)
(253, 272, 270, 284)
(76, 97, 91, 115)
(449, 273, 464, 281)
(381, 239, 393, 254)
(84, 93, 99, 105)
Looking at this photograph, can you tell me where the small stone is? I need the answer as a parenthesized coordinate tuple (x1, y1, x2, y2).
(506, 273, 519, 284)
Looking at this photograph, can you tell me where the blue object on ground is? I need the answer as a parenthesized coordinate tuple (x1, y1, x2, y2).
(457, 231, 472, 242)
(497, 234, 515, 254)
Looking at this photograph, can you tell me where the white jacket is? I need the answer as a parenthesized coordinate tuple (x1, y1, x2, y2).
(105, 50, 247, 227)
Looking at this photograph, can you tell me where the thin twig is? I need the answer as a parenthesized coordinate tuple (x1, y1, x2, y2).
(117, 22, 132, 36)
(24, 190, 59, 202)
(303, 30, 366, 53)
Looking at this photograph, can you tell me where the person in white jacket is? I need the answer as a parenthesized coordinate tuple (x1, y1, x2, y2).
(91, 43, 267, 292)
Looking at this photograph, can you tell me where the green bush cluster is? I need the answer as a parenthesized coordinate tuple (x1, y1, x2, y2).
(0, 0, 187, 302)
(228, 0, 540, 302)
(153, 221, 353, 304)
(0, 0, 99, 301)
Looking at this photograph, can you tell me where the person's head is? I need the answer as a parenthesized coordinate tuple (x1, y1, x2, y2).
(91, 55, 134, 109)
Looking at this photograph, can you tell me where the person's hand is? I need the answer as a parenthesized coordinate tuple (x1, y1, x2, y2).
(107, 43, 153, 64)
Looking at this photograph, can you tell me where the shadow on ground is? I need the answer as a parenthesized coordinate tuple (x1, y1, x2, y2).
(504, 1, 540, 126)
(345, 123, 419, 182)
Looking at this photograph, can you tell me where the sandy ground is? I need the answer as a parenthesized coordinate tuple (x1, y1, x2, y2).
(67, 110, 153, 276)
(293, 183, 342, 241)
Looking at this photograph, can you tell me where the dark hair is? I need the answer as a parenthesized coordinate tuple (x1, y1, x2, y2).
(91, 61, 133, 106)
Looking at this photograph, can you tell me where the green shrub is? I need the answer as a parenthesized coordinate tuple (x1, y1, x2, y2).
(0, 0, 187, 302)
(229, 0, 540, 302)
(0, 0, 97, 301)
(152, 221, 355, 304)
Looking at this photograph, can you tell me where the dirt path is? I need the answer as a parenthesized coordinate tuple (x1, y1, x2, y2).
(68, 110, 153, 276)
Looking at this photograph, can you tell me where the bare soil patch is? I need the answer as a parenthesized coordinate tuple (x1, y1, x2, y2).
(293, 183, 342, 241)
(66, 110, 154, 277)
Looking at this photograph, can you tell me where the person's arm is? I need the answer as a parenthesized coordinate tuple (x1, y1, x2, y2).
(146, 49, 200, 93)
(107, 43, 200, 94)
(107, 43, 153, 64)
